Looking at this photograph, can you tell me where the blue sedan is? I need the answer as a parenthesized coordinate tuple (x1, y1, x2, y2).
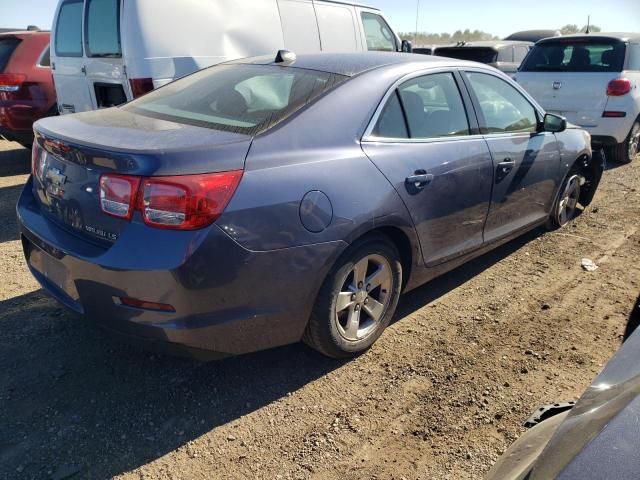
(17, 52, 602, 358)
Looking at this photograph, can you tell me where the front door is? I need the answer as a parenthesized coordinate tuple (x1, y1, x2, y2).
(362, 71, 494, 266)
(462, 70, 561, 242)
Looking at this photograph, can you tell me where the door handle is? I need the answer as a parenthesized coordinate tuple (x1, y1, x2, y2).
(405, 171, 434, 189)
(497, 159, 515, 174)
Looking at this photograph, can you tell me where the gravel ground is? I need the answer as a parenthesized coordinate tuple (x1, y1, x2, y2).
(0, 138, 639, 480)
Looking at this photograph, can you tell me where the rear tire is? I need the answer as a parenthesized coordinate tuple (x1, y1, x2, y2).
(303, 234, 402, 359)
(606, 120, 639, 164)
(547, 168, 582, 230)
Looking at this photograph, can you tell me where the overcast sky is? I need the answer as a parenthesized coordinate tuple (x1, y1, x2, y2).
(3, 0, 640, 38)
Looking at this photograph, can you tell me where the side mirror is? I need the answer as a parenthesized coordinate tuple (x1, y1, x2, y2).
(401, 39, 413, 53)
(542, 113, 567, 133)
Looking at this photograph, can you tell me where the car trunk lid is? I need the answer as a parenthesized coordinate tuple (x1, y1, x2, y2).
(31, 108, 252, 245)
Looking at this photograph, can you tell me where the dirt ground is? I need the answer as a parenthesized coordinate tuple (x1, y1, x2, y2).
(0, 138, 639, 480)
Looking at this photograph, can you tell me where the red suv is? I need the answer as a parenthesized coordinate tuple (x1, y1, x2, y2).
(0, 30, 56, 148)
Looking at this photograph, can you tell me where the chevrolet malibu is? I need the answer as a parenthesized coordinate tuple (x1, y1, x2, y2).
(17, 52, 602, 359)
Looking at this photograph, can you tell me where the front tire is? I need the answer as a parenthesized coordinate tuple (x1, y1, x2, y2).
(606, 120, 640, 164)
(304, 234, 402, 359)
(547, 169, 582, 230)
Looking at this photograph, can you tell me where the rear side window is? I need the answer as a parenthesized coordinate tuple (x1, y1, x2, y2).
(628, 44, 640, 71)
(466, 72, 537, 134)
(0, 37, 20, 72)
(373, 91, 408, 138)
(55, 0, 83, 57)
(435, 47, 498, 64)
(125, 64, 347, 135)
(361, 12, 396, 52)
(520, 39, 626, 72)
(85, 0, 121, 57)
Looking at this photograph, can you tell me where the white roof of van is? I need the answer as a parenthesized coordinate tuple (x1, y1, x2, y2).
(320, 0, 378, 10)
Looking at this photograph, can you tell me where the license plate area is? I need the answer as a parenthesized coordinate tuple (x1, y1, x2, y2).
(25, 237, 80, 301)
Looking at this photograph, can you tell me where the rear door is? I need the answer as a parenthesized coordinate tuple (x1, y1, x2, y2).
(52, 0, 93, 114)
(84, 0, 130, 108)
(462, 69, 561, 242)
(515, 38, 627, 128)
(362, 70, 494, 266)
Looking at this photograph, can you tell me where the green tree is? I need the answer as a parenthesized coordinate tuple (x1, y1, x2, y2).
(560, 24, 601, 34)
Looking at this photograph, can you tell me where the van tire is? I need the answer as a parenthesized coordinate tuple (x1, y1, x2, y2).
(607, 120, 640, 164)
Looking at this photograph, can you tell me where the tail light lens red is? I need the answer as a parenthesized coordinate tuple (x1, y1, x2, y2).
(129, 78, 154, 98)
(0, 73, 26, 92)
(99, 174, 141, 220)
(606, 78, 632, 96)
(99, 171, 243, 230)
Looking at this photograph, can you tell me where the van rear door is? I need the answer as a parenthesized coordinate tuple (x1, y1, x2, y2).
(52, 0, 93, 114)
(84, 0, 130, 108)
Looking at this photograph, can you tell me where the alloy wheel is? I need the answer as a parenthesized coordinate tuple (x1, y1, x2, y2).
(334, 254, 392, 341)
(557, 174, 581, 226)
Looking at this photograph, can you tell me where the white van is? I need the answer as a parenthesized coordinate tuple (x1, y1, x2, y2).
(51, 0, 410, 114)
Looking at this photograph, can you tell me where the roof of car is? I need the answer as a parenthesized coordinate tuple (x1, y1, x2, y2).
(537, 32, 640, 43)
(435, 40, 533, 50)
(231, 52, 479, 77)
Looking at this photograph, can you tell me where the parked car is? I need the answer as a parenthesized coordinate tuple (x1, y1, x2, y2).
(434, 41, 533, 75)
(0, 30, 56, 147)
(51, 0, 410, 114)
(18, 52, 601, 359)
(488, 298, 640, 480)
(505, 29, 562, 43)
(515, 33, 640, 163)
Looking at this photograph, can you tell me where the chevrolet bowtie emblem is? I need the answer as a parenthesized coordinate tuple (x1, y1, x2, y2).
(553, 81, 562, 90)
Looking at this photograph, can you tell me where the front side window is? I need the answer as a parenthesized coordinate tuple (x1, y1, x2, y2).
(55, 0, 83, 57)
(86, 0, 121, 57)
(520, 39, 626, 72)
(361, 13, 396, 52)
(466, 72, 538, 134)
(124, 64, 347, 135)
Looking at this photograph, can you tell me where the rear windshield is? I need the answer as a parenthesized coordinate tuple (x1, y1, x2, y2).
(435, 47, 498, 64)
(124, 64, 348, 135)
(86, 0, 121, 57)
(520, 39, 626, 72)
(55, 0, 83, 57)
(0, 37, 20, 72)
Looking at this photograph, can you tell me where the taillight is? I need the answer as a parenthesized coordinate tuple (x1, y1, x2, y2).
(607, 78, 632, 96)
(0, 73, 26, 92)
(99, 174, 141, 220)
(139, 171, 243, 230)
(129, 78, 154, 98)
(99, 171, 243, 230)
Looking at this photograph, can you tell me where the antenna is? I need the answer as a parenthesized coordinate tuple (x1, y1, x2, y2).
(586, 14, 591, 34)
(414, 0, 420, 45)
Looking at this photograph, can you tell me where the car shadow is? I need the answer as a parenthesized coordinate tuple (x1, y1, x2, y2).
(0, 227, 545, 479)
(0, 184, 23, 243)
(623, 293, 640, 341)
(0, 145, 30, 177)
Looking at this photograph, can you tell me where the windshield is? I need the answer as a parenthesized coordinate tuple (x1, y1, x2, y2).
(124, 64, 347, 135)
(435, 47, 498, 64)
(520, 39, 626, 72)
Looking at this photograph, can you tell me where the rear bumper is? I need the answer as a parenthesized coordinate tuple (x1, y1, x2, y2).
(566, 115, 635, 146)
(17, 178, 345, 357)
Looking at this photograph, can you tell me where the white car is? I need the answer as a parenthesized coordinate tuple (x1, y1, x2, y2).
(515, 33, 640, 163)
(50, 0, 409, 115)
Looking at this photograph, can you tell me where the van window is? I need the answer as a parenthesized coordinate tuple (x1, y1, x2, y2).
(315, 3, 358, 52)
(466, 72, 537, 134)
(125, 65, 348, 135)
(520, 39, 626, 72)
(361, 12, 396, 52)
(628, 44, 640, 71)
(85, 0, 121, 57)
(55, 0, 83, 57)
(398, 73, 470, 139)
(0, 37, 21, 72)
